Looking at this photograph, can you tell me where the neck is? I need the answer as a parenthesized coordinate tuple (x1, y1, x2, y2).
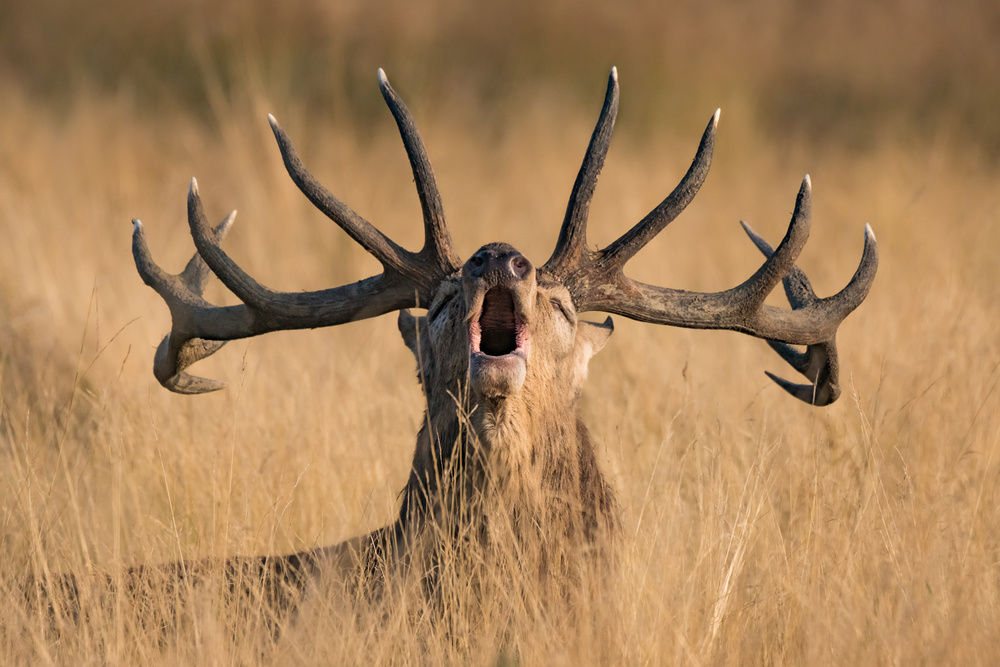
(398, 381, 615, 544)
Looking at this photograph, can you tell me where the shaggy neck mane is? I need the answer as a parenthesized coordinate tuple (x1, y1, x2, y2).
(396, 384, 617, 554)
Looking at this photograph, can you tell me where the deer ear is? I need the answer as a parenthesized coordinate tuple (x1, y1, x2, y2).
(397, 310, 426, 357)
(577, 316, 614, 358)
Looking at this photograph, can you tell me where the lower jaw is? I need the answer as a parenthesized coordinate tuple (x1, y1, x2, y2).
(470, 351, 527, 398)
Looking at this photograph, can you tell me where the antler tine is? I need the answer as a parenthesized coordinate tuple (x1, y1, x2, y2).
(186, 178, 274, 313)
(767, 342, 841, 406)
(763, 341, 841, 405)
(267, 114, 412, 277)
(378, 68, 461, 274)
(152, 334, 229, 394)
(727, 175, 812, 310)
(831, 223, 879, 317)
(740, 218, 816, 310)
(132, 219, 175, 296)
(179, 210, 236, 294)
(543, 67, 620, 278)
(599, 108, 718, 270)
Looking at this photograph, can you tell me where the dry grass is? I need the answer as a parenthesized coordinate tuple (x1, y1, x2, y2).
(2, 1, 1000, 664)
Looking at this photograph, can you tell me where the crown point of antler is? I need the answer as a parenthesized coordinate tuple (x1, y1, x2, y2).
(219, 210, 237, 236)
(377, 68, 389, 88)
(189, 176, 199, 197)
(266, 114, 286, 145)
(610, 66, 618, 82)
(132, 218, 142, 231)
(713, 108, 721, 127)
(865, 222, 876, 242)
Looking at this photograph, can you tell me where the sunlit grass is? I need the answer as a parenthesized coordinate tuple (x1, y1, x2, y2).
(2, 32, 999, 663)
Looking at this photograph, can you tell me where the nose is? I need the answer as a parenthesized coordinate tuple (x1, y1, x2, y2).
(467, 245, 533, 283)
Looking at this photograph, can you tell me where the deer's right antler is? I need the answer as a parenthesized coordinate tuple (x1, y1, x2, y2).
(542, 68, 878, 405)
(132, 69, 460, 394)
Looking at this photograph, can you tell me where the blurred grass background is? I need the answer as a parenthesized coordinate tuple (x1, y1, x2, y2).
(3, 0, 999, 156)
(1, 0, 999, 664)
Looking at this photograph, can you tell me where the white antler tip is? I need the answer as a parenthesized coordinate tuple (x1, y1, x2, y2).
(132, 219, 142, 231)
(864, 223, 876, 241)
(267, 113, 277, 127)
(803, 173, 812, 188)
(610, 66, 618, 82)
(377, 68, 388, 86)
(189, 177, 199, 195)
(712, 108, 721, 126)
(216, 210, 237, 236)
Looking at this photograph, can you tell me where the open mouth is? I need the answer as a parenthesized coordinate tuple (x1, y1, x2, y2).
(469, 287, 528, 358)
(467, 286, 530, 398)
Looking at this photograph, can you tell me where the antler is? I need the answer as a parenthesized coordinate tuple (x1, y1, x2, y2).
(133, 69, 460, 394)
(543, 68, 878, 405)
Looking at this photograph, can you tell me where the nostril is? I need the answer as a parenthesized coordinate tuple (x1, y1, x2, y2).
(510, 255, 531, 278)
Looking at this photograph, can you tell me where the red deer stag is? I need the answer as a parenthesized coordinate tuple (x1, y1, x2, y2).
(129, 68, 877, 604)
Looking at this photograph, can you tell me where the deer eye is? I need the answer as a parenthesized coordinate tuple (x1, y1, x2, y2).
(550, 297, 573, 323)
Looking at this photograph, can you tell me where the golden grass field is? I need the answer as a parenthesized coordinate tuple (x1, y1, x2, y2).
(1, 0, 999, 664)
